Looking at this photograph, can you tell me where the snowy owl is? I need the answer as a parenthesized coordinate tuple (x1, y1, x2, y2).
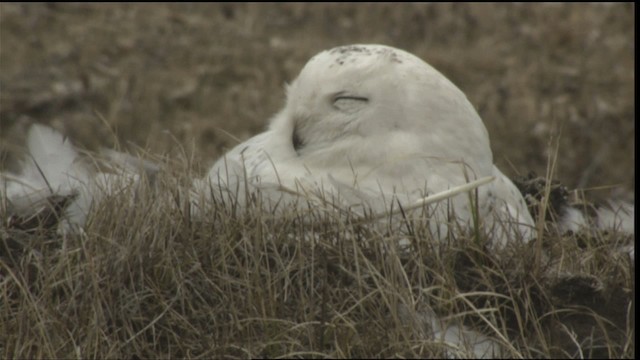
(196, 44, 536, 245)
(2, 44, 633, 246)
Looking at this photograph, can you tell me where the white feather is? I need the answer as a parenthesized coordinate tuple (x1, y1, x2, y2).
(397, 302, 503, 358)
(596, 199, 634, 234)
(1, 124, 147, 233)
(3, 124, 88, 210)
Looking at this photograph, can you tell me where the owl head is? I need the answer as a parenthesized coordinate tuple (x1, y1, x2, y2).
(271, 44, 493, 174)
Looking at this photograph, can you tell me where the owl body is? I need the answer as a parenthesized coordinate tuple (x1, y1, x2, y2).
(202, 44, 535, 244)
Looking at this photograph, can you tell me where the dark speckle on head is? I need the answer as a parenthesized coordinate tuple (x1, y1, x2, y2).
(330, 45, 403, 65)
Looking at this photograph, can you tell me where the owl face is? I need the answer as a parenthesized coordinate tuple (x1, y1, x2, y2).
(272, 44, 492, 174)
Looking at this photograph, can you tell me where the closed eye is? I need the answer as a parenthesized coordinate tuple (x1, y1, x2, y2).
(334, 95, 368, 102)
(332, 95, 369, 112)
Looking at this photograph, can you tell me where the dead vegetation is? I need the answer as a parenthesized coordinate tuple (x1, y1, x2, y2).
(0, 3, 634, 359)
(0, 165, 634, 358)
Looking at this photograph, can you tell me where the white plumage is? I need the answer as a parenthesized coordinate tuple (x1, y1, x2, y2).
(197, 44, 535, 245)
(397, 302, 502, 358)
(2, 124, 92, 232)
(2, 124, 146, 233)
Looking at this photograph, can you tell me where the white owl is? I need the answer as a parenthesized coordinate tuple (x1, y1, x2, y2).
(195, 44, 536, 246)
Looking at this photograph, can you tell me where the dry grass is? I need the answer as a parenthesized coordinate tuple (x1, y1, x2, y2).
(0, 3, 635, 359)
(1, 165, 634, 358)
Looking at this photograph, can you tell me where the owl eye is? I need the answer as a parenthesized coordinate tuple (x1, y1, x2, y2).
(332, 95, 369, 113)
